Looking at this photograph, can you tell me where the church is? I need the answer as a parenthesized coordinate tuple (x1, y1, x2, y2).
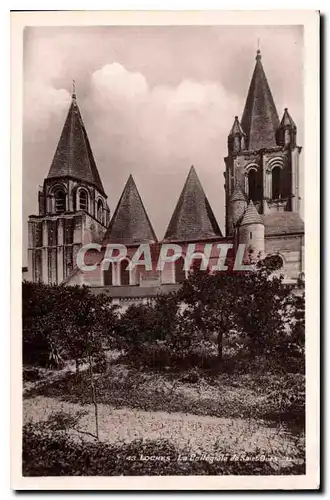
(27, 50, 305, 307)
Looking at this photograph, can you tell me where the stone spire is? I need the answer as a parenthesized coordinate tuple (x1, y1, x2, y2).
(163, 166, 222, 242)
(229, 116, 246, 137)
(103, 175, 157, 245)
(241, 50, 280, 151)
(279, 108, 296, 129)
(276, 108, 297, 147)
(47, 88, 105, 194)
(228, 116, 247, 153)
(240, 200, 264, 226)
(230, 183, 247, 203)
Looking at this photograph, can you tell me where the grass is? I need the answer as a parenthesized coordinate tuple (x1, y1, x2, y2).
(23, 360, 305, 475)
(23, 425, 305, 476)
(25, 363, 304, 430)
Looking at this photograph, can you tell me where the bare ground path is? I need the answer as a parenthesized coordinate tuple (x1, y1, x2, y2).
(24, 395, 303, 470)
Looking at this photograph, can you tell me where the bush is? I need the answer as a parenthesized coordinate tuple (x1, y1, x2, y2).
(22, 281, 117, 369)
(23, 367, 42, 382)
(22, 423, 305, 476)
(262, 374, 305, 428)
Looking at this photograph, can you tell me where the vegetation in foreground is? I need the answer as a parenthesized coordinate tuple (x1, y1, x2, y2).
(22, 256, 305, 475)
(23, 418, 305, 476)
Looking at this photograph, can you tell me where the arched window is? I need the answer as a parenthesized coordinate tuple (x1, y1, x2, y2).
(103, 263, 113, 286)
(120, 259, 130, 286)
(175, 257, 186, 283)
(79, 190, 88, 211)
(97, 199, 104, 223)
(248, 169, 258, 201)
(54, 189, 66, 213)
(272, 167, 281, 199)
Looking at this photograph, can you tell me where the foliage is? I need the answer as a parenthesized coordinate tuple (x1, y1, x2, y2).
(23, 423, 305, 476)
(23, 254, 305, 374)
(22, 281, 118, 369)
(177, 256, 302, 364)
(25, 365, 305, 432)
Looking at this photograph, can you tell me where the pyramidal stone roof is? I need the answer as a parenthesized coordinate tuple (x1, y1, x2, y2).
(241, 51, 280, 151)
(103, 175, 157, 245)
(229, 116, 246, 137)
(230, 183, 247, 202)
(47, 94, 105, 194)
(279, 108, 297, 129)
(163, 166, 222, 242)
(240, 200, 264, 226)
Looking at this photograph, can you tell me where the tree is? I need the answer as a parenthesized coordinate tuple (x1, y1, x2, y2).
(178, 267, 239, 364)
(177, 256, 298, 366)
(233, 258, 293, 357)
(23, 282, 118, 439)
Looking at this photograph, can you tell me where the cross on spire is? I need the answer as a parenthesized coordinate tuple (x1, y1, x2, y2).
(72, 79, 76, 99)
(256, 38, 261, 60)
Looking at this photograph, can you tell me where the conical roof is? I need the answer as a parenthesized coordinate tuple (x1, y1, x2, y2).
(241, 51, 280, 151)
(47, 95, 105, 194)
(229, 116, 246, 137)
(103, 175, 157, 245)
(240, 200, 264, 226)
(163, 166, 222, 242)
(230, 183, 247, 202)
(279, 108, 296, 129)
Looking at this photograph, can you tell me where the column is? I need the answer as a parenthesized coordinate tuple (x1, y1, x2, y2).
(57, 218, 64, 283)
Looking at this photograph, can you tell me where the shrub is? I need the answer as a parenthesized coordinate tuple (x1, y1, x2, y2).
(23, 423, 305, 476)
(22, 281, 117, 369)
(262, 374, 305, 428)
(23, 367, 42, 382)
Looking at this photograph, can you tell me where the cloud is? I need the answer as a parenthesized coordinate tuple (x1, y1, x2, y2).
(76, 62, 242, 238)
(22, 27, 304, 265)
(92, 63, 149, 101)
(24, 82, 71, 139)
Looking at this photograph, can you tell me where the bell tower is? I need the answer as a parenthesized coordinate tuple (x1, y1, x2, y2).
(225, 50, 302, 237)
(27, 84, 110, 284)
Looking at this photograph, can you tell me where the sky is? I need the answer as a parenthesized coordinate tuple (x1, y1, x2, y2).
(23, 25, 304, 264)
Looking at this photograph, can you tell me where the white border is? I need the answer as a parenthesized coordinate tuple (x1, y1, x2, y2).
(10, 9, 320, 491)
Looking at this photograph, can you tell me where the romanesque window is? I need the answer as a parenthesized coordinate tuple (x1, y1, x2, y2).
(120, 259, 130, 286)
(97, 199, 104, 223)
(65, 247, 73, 278)
(248, 169, 259, 201)
(175, 257, 186, 283)
(64, 218, 74, 245)
(103, 264, 113, 286)
(34, 249, 42, 282)
(47, 220, 57, 246)
(272, 166, 281, 199)
(48, 249, 57, 284)
(35, 222, 43, 247)
(54, 189, 66, 213)
(79, 190, 88, 211)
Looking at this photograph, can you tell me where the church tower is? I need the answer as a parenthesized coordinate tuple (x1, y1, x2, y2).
(225, 50, 304, 281)
(225, 50, 302, 237)
(27, 85, 110, 284)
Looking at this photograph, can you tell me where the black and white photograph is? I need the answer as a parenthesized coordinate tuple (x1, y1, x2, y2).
(11, 9, 320, 490)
